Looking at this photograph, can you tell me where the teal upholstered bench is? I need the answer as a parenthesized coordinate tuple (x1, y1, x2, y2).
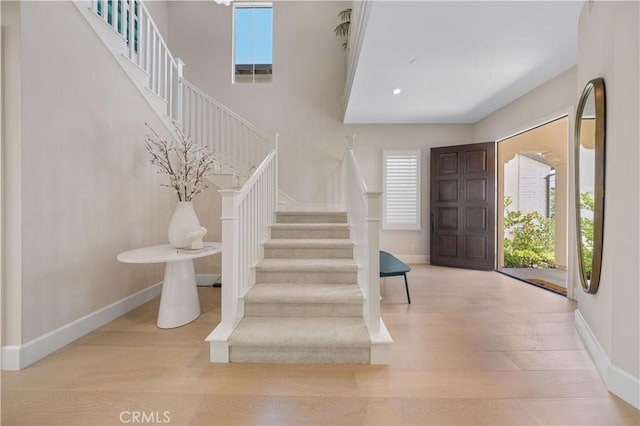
(379, 250, 411, 304)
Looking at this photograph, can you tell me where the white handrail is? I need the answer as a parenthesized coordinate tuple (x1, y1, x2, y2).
(343, 137, 381, 335)
(179, 78, 272, 181)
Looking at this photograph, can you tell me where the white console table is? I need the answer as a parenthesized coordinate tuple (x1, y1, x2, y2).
(117, 242, 221, 328)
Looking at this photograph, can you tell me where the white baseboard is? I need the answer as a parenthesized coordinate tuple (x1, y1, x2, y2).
(1, 280, 167, 370)
(395, 254, 430, 264)
(370, 319, 394, 365)
(575, 309, 640, 409)
(1, 273, 219, 370)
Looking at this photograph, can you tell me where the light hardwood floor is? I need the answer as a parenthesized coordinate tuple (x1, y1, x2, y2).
(2, 265, 639, 425)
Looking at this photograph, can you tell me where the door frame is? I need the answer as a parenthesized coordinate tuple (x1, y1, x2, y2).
(493, 110, 576, 301)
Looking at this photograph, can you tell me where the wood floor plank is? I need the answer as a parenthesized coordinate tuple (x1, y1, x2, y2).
(362, 398, 538, 425)
(2, 264, 638, 425)
(517, 397, 640, 425)
(389, 351, 522, 372)
(354, 369, 609, 399)
(505, 350, 597, 370)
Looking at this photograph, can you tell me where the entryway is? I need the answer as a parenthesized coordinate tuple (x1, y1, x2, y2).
(496, 117, 569, 294)
(429, 118, 568, 295)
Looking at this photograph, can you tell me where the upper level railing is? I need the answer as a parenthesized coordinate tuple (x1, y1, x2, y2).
(343, 136, 381, 335)
(93, 0, 181, 120)
(91, 0, 271, 182)
(179, 79, 272, 182)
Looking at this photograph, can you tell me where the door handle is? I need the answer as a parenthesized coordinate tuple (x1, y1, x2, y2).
(431, 213, 436, 233)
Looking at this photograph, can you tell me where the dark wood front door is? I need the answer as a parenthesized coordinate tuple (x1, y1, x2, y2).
(430, 142, 496, 270)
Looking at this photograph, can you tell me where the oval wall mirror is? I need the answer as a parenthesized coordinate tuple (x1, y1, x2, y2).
(574, 78, 606, 294)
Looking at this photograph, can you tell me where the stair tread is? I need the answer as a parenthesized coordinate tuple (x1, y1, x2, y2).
(276, 211, 347, 216)
(263, 239, 354, 248)
(255, 258, 358, 271)
(246, 283, 363, 304)
(271, 222, 349, 229)
(270, 223, 349, 230)
(229, 317, 370, 348)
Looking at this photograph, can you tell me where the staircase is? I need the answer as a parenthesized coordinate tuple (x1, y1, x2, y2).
(229, 211, 370, 363)
(77, 0, 392, 365)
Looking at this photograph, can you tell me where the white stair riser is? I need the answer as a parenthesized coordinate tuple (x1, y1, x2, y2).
(256, 271, 357, 284)
(229, 346, 370, 364)
(271, 229, 350, 239)
(264, 247, 353, 259)
(276, 214, 348, 224)
(244, 302, 363, 317)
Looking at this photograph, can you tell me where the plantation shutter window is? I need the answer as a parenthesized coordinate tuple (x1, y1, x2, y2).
(383, 150, 421, 230)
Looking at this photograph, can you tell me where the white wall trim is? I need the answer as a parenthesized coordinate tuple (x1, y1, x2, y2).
(1, 281, 163, 371)
(575, 309, 640, 409)
(395, 254, 430, 264)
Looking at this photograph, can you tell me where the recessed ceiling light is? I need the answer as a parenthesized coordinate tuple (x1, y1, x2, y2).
(393, 88, 402, 95)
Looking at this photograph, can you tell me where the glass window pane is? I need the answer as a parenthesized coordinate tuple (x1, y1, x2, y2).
(235, 34, 253, 65)
(234, 4, 272, 83)
(254, 35, 272, 64)
(235, 7, 254, 35)
(254, 7, 272, 34)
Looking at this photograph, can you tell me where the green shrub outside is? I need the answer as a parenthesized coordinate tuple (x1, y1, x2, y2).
(503, 196, 555, 268)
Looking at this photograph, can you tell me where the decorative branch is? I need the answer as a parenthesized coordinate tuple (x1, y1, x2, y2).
(144, 123, 217, 202)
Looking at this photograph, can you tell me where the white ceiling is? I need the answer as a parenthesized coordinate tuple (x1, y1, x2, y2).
(344, 1, 583, 124)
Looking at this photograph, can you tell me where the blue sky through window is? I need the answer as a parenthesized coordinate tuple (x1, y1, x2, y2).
(235, 6, 273, 66)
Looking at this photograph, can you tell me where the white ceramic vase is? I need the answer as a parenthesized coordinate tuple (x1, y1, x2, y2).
(168, 201, 207, 249)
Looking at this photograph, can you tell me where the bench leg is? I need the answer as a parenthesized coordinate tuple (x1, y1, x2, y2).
(404, 273, 411, 304)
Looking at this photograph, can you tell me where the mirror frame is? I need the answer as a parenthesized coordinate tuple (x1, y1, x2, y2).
(574, 78, 606, 294)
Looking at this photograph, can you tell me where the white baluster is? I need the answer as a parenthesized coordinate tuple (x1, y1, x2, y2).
(103, 0, 109, 24)
(168, 61, 173, 118)
(127, 0, 134, 59)
(163, 49, 168, 101)
(145, 14, 151, 74)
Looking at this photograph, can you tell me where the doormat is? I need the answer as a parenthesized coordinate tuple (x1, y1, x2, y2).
(527, 278, 567, 295)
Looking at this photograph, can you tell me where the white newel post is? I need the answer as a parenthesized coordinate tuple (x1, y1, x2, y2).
(366, 191, 381, 334)
(219, 190, 240, 334)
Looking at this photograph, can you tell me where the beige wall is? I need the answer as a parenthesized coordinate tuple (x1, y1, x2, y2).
(350, 124, 473, 258)
(144, 1, 170, 41)
(576, 1, 639, 379)
(473, 67, 577, 143)
(166, 1, 473, 260)
(1, 0, 23, 347)
(5, 1, 205, 344)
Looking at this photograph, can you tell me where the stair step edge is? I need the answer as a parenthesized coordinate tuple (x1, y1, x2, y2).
(263, 239, 354, 248)
(245, 286, 364, 303)
(229, 317, 370, 347)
